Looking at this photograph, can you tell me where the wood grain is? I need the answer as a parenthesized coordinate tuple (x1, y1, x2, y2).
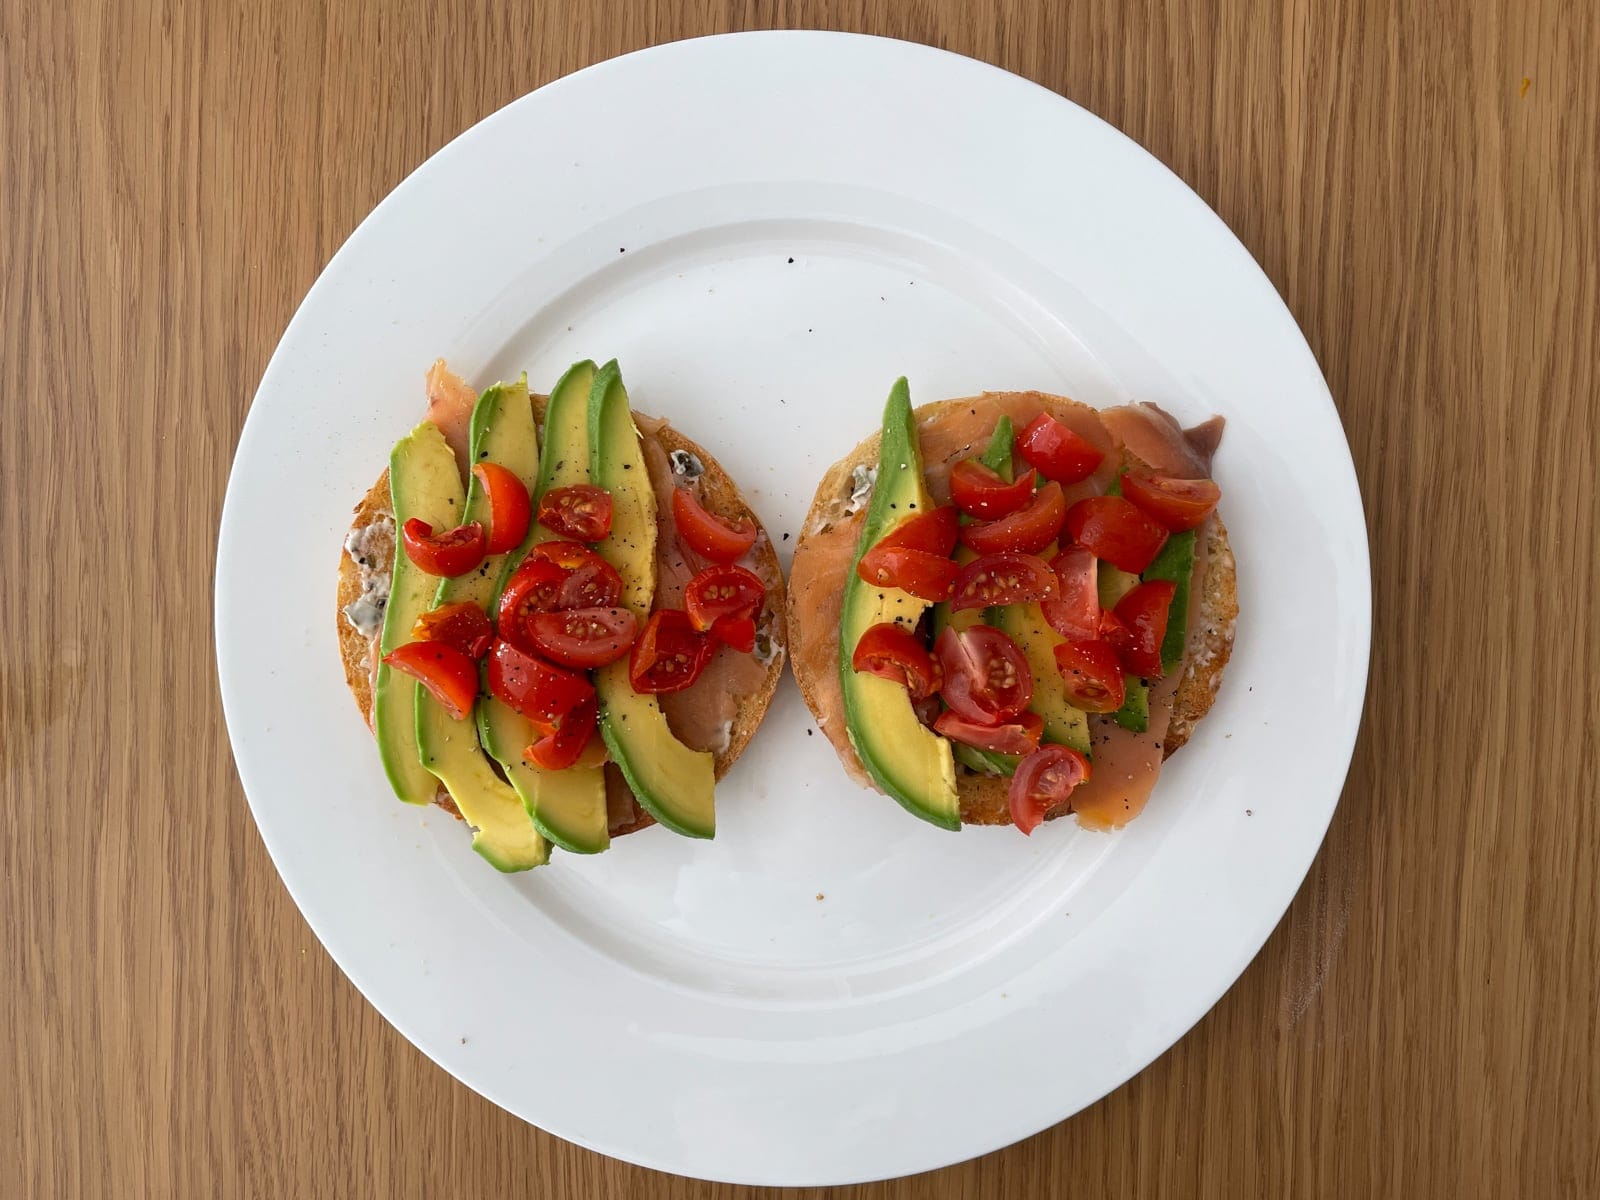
(4, 1, 1596, 1196)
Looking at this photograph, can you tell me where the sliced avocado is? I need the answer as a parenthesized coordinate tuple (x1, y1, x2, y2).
(415, 380, 549, 872)
(954, 743, 1020, 777)
(1097, 562, 1141, 610)
(587, 361, 717, 839)
(991, 603, 1092, 754)
(1143, 529, 1197, 671)
(476, 361, 610, 855)
(841, 379, 960, 829)
(980, 416, 1014, 476)
(376, 421, 464, 806)
(1113, 677, 1151, 733)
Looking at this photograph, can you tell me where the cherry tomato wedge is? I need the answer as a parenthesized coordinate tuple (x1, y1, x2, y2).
(524, 607, 639, 669)
(879, 505, 960, 555)
(960, 481, 1066, 556)
(933, 709, 1044, 755)
(486, 639, 593, 726)
(629, 609, 713, 694)
(1016, 413, 1105, 484)
(411, 601, 495, 660)
(1120, 472, 1221, 532)
(1105, 580, 1176, 678)
(709, 615, 757, 654)
(684, 563, 767, 633)
(1063, 495, 1169, 574)
(948, 460, 1038, 520)
(856, 546, 959, 601)
(671, 487, 759, 563)
(472, 463, 532, 554)
(950, 552, 1059, 612)
(1052, 639, 1127, 713)
(526, 540, 602, 570)
(522, 694, 598, 771)
(401, 518, 487, 577)
(1041, 547, 1100, 641)
(934, 626, 1033, 724)
(1008, 745, 1092, 835)
(851, 622, 943, 700)
(557, 557, 624, 609)
(537, 484, 613, 541)
(383, 641, 479, 720)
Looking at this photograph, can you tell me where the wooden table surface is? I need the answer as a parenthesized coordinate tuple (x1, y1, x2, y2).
(5, 1, 1597, 1196)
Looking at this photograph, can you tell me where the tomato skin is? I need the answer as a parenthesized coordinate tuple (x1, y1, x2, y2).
(628, 609, 714, 694)
(1121, 472, 1220, 532)
(933, 710, 1043, 755)
(523, 607, 639, 669)
(486, 639, 593, 726)
(1063, 495, 1168, 574)
(1052, 639, 1127, 713)
(526, 540, 600, 570)
(856, 546, 959, 601)
(852, 622, 943, 700)
(684, 564, 767, 633)
(950, 552, 1059, 612)
(709, 615, 757, 654)
(671, 487, 759, 563)
(949, 460, 1037, 519)
(401, 518, 488, 577)
(557, 557, 624, 609)
(1041, 547, 1099, 641)
(472, 463, 533, 554)
(960, 481, 1067, 556)
(537, 484, 613, 541)
(522, 694, 598, 770)
(1106, 580, 1176, 678)
(1008, 745, 1092, 834)
(411, 601, 495, 660)
(383, 641, 480, 720)
(880, 505, 960, 556)
(1016, 413, 1105, 484)
(933, 626, 1033, 724)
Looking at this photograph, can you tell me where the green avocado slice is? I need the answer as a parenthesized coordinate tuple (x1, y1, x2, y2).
(475, 361, 611, 855)
(587, 361, 716, 839)
(841, 379, 960, 828)
(414, 380, 549, 873)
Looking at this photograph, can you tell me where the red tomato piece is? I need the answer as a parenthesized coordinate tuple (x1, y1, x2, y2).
(1106, 581, 1176, 678)
(1052, 639, 1127, 713)
(522, 694, 598, 771)
(383, 641, 479, 720)
(879, 505, 960, 556)
(629, 609, 713, 694)
(526, 540, 602, 570)
(472, 463, 532, 554)
(1121, 472, 1221, 532)
(411, 601, 495, 660)
(1063, 495, 1168, 574)
(933, 709, 1043, 755)
(960, 481, 1067, 556)
(684, 564, 767, 633)
(948, 460, 1038, 520)
(486, 639, 593, 726)
(856, 546, 960, 601)
(950, 552, 1059, 612)
(524, 607, 639, 669)
(851, 622, 943, 700)
(558, 557, 624, 609)
(934, 626, 1033, 724)
(496, 559, 566, 651)
(1008, 745, 1092, 835)
(401, 518, 487, 577)
(1016, 413, 1105, 484)
(537, 484, 613, 541)
(1041, 547, 1100, 641)
(709, 615, 757, 654)
(671, 487, 759, 563)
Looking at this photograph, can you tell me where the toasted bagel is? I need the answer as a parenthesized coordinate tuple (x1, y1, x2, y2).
(337, 393, 788, 837)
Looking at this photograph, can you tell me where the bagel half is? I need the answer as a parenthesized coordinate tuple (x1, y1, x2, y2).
(787, 391, 1237, 829)
(337, 392, 788, 838)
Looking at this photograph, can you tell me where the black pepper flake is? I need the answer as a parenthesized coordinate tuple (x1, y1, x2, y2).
(782, 532, 790, 541)
(787, 256, 794, 263)
(619, 246, 626, 253)
(807, 729, 813, 736)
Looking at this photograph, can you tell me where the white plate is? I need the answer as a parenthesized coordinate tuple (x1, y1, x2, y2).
(216, 32, 1368, 1186)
